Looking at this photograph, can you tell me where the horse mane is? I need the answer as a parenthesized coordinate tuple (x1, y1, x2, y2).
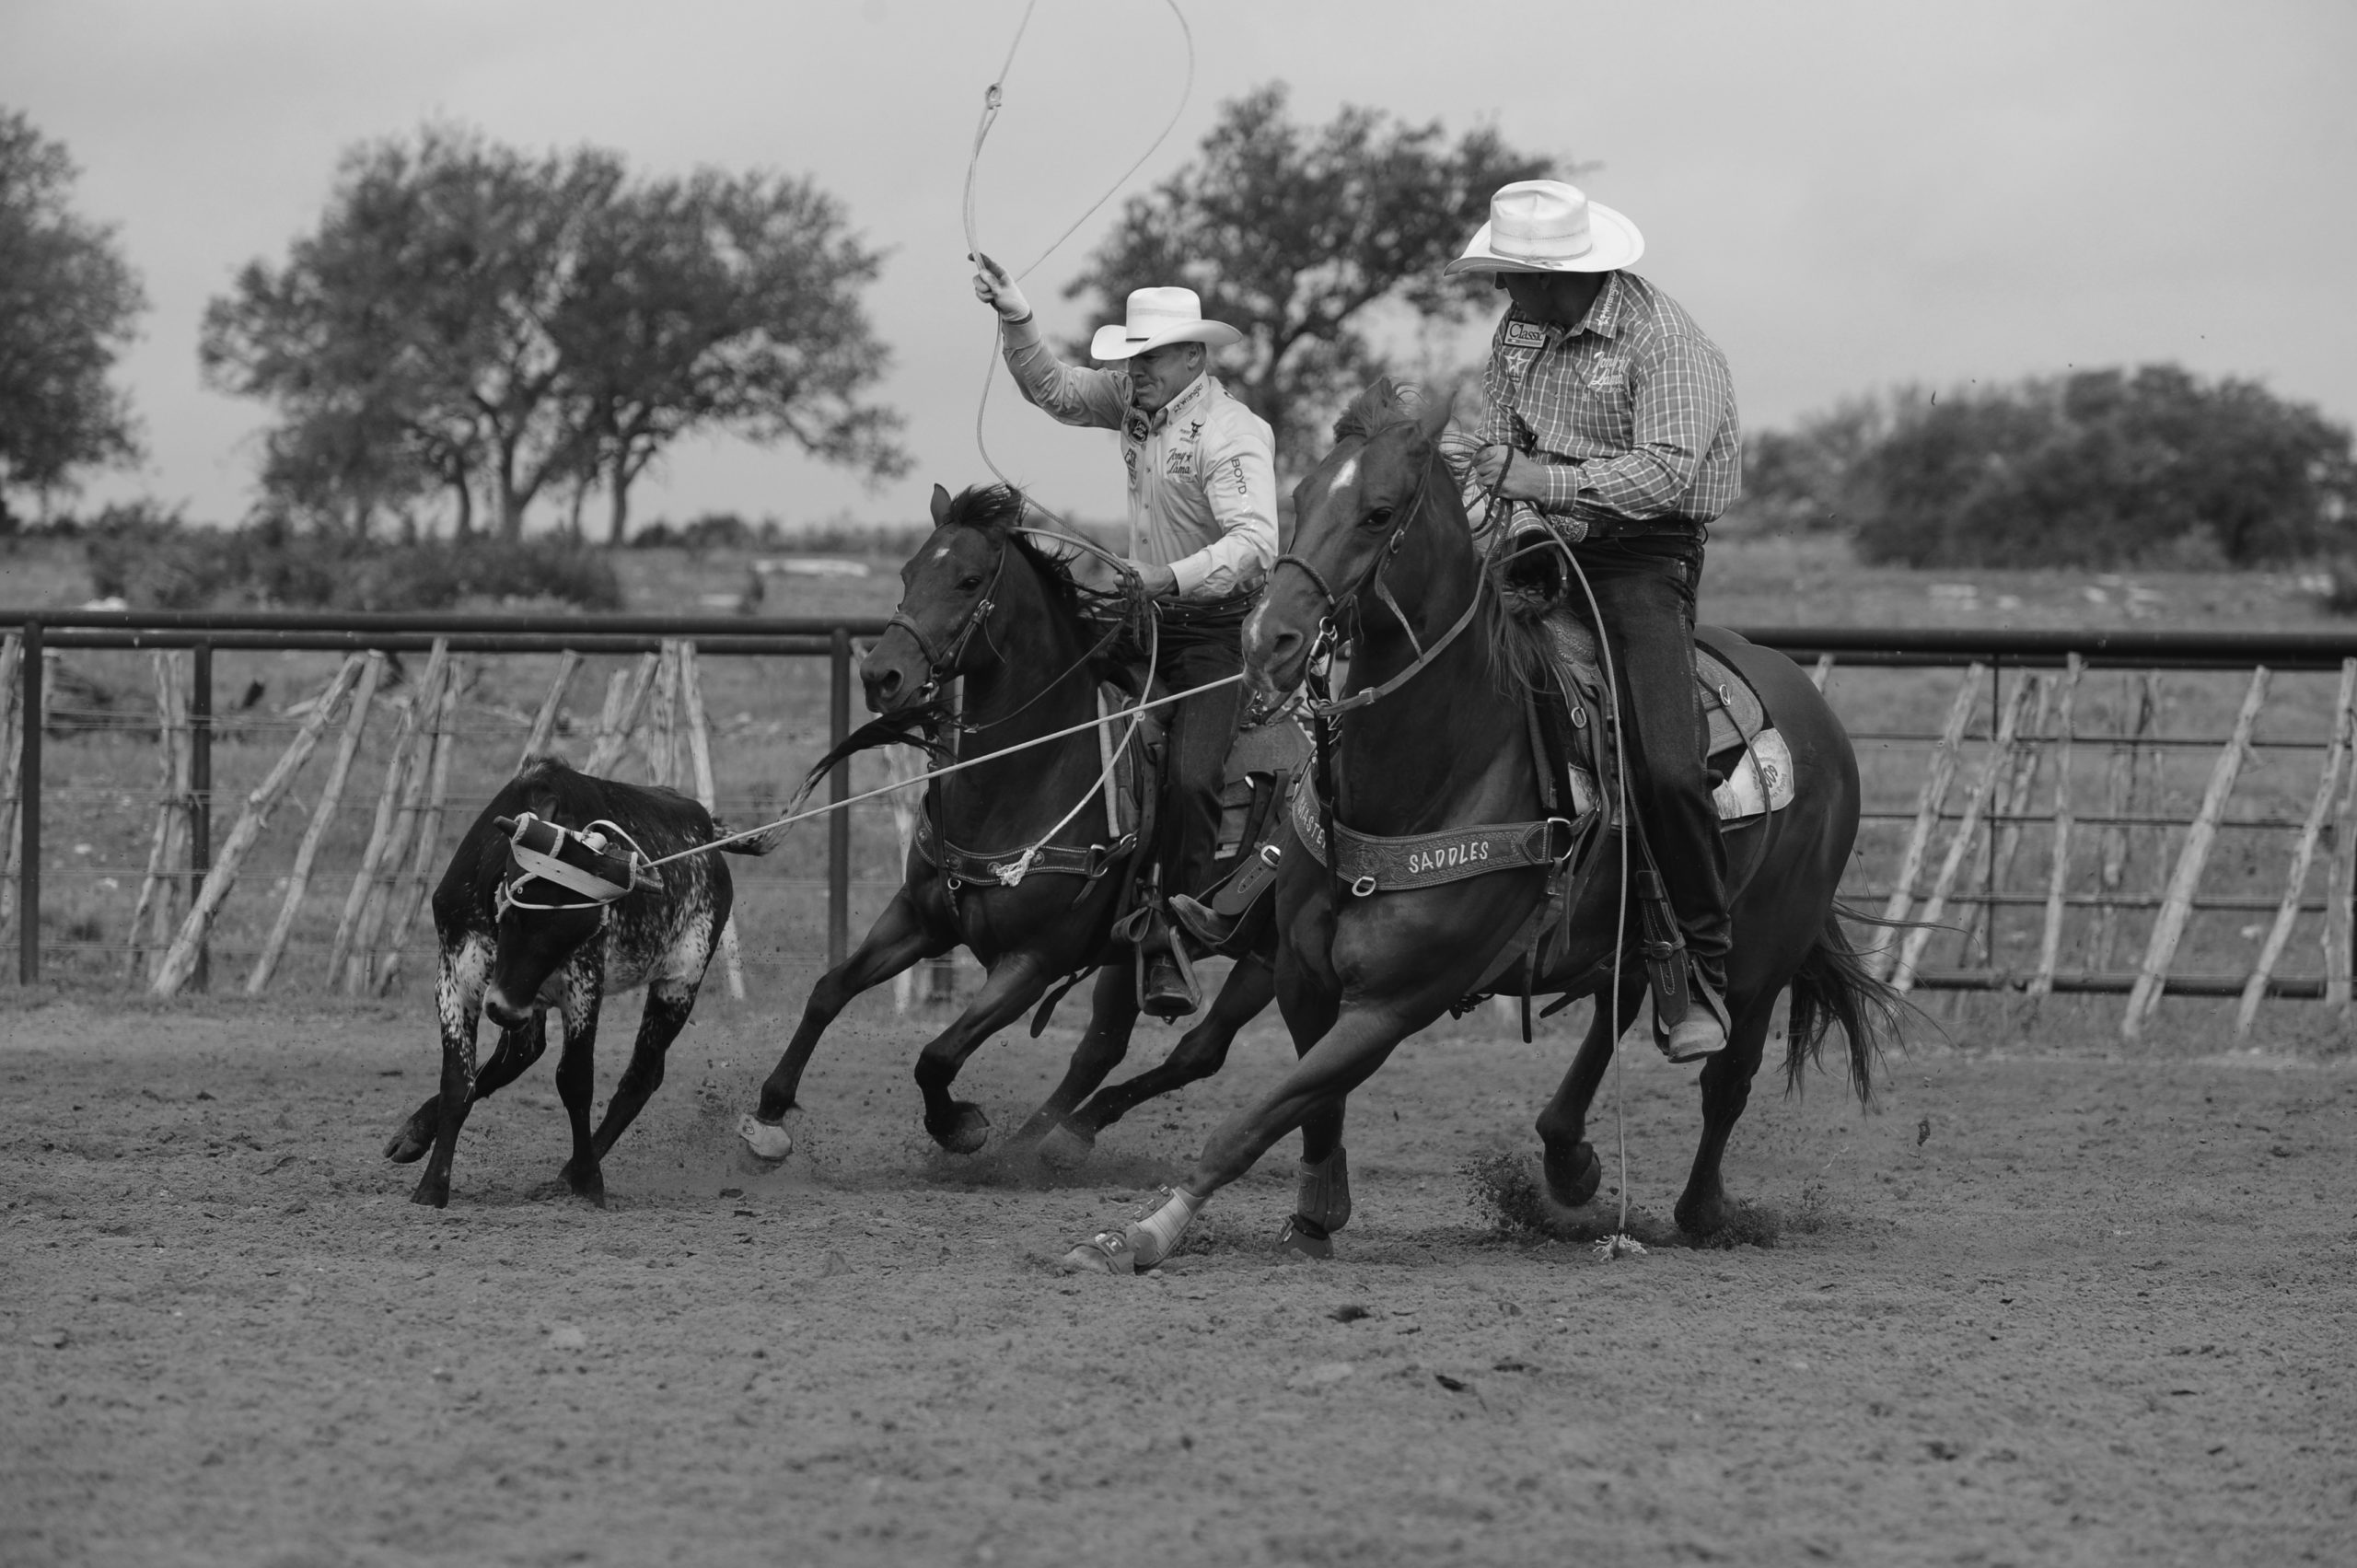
(937, 482, 1149, 676)
(1327, 381, 1557, 705)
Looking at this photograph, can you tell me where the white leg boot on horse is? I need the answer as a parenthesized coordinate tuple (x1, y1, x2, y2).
(1062, 1185, 1207, 1273)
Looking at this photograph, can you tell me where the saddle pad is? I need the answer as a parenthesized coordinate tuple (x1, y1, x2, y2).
(1537, 613, 1764, 758)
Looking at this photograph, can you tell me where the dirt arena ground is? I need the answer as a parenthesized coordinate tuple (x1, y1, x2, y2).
(5, 988, 2353, 1567)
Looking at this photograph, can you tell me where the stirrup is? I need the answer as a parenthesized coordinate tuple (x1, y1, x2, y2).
(1655, 970, 1729, 1063)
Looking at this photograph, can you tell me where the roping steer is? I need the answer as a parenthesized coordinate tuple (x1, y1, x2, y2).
(385, 756, 771, 1208)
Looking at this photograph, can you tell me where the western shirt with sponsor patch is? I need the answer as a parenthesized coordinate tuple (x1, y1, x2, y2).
(999, 318, 1278, 602)
(1477, 270, 1742, 533)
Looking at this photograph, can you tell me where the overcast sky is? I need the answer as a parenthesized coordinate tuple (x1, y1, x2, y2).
(7, 0, 2352, 534)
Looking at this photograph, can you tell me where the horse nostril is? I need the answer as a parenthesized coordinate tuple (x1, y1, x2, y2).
(1270, 629, 1302, 665)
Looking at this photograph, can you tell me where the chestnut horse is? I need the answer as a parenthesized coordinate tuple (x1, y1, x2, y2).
(1063, 383, 1899, 1266)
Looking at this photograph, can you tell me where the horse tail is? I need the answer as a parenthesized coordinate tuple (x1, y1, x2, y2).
(1784, 901, 1908, 1106)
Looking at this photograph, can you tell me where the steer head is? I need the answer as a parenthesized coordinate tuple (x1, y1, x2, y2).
(480, 807, 662, 1029)
(1242, 380, 1455, 709)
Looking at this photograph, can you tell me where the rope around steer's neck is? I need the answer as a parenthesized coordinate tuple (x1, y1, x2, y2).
(625, 670, 1246, 877)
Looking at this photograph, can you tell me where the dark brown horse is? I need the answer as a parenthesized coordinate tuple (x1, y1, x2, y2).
(1063, 383, 1899, 1267)
(736, 483, 1277, 1166)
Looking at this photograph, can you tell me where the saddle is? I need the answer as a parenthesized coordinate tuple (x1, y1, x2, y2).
(1534, 611, 1795, 824)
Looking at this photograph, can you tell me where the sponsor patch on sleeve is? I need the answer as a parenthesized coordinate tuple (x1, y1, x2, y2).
(1504, 319, 1550, 350)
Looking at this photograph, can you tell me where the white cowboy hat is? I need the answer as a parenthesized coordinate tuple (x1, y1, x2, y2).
(1445, 180, 1644, 275)
(1088, 286, 1244, 361)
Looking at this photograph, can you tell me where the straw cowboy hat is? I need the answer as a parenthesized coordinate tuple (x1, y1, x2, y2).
(1445, 180, 1644, 275)
(1089, 286, 1244, 361)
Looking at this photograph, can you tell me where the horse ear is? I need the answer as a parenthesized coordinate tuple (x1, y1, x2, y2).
(1412, 386, 1457, 445)
(929, 484, 954, 527)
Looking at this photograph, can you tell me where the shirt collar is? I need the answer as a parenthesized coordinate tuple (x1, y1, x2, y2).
(1512, 270, 1630, 345)
(1135, 372, 1213, 433)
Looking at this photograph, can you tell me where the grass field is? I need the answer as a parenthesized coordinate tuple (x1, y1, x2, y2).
(0, 528, 2351, 1056)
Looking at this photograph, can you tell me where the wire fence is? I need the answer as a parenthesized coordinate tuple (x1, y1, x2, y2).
(4, 611, 2355, 1043)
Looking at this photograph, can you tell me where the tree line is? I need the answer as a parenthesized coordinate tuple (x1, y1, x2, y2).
(9, 95, 2352, 572)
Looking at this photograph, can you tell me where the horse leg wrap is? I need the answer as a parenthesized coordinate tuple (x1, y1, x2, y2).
(1295, 1147, 1353, 1234)
(1127, 1186, 1206, 1269)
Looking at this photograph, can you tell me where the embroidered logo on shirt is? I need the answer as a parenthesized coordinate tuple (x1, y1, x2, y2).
(1122, 412, 1150, 444)
(1504, 320, 1549, 350)
(1585, 356, 1628, 390)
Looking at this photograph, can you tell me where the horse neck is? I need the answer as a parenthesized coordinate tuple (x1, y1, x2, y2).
(938, 551, 1106, 841)
(1332, 475, 1533, 832)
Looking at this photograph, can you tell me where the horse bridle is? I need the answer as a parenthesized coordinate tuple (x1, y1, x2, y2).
(882, 536, 1011, 703)
(1269, 438, 1487, 720)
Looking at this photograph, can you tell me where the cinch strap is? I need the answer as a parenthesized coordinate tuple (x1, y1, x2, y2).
(1289, 777, 1583, 898)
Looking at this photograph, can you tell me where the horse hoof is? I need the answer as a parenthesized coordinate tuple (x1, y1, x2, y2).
(737, 1113, 795, 1163)
(1543, 1143, 1602, 1208)
(1675, 1192, 1726, 1238)
(409, 1180, 448, 1209)
(1278, 1215, 1332, 1260)
(563, 1164, 608, 1209)
(930, 1104, 991, 1156)
(1036, 1121, 1096, 1170)
(1060, 1229, 1138, 1275)
(384, 1124, 431, 1165)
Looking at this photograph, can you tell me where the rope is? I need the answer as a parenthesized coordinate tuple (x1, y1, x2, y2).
(962, 0, 1199, 531)
(636, 670, 1245, 871)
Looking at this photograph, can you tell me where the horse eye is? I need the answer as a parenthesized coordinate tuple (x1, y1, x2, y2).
(957, 575, 984, 592)
(1360, 506, 1395, 532)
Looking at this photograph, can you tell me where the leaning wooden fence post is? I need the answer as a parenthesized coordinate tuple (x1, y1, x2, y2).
(375, 659, 464, 994)
(127, 653, 192, 979)
(678, 644, 746, 1001)
(0, 633, 22, 939)
(2328, 678, 2357, 1015)
(329, 641, 446, 990)
(585, 653, 660, 775)
(2123, 666, 2271, 1040)
(1870, 666, 1985, 981)
(348, 645, 450, 993)
(2236, 659, 2357, 1040)
(517, 650, 583, 769)
(249, 651, 384, 993)
(2027, 655, 2084, 999)
(1893, 674, 2036, 994)
(1810, 654, 1835, 694)
(151, 656, 366, 997)
(1956, 673, 2050, 970)
(2091, 673, 2164, 972)
(643, 641, 682, 788)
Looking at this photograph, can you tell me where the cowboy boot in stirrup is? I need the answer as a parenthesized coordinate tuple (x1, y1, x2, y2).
(1660, 967, 1729, 1063)
(1167, 891, 1237, 950)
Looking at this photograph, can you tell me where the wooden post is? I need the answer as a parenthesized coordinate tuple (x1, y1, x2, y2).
(0, 633, 21, 940)
(1870, 666, 1985, 981)
(348, 645, 450, 993)
(585, 653, 660, 775)
(2027, 655, 2084, 999)
(2123, 666, 2270, 1039)
(2091, 673, 2163, 971)
(126, 653, 191, 980)
(679, 643, 746, 1001)
(518, 650, 582, 769)
(15, 621, 38, 983)
(329, 642, 446, 989)
(643, 641, 681, 788)
(1892, 673, 2036, 994)
(250, 652, 383, 993)
(886, 741, 928, 1016)
(2329, 669, 2357, 1014)
(2237, 659, 2357, 1040)
(375, 659, 464, 994)
(151, 656, 366, 997)
(1957, 673, 2049, 969)
(1810, 653, 1835, 694)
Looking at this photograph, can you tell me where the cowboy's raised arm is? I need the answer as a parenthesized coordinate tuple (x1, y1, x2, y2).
(974, 254, 1131, 432)
(1167, 403, 1279, 602)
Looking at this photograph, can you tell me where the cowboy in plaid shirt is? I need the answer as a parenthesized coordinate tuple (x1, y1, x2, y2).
(1447, 180, 1742, 1061)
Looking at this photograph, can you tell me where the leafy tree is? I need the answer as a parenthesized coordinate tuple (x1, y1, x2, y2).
(0, 109, 146, 527)
(1063, 84, 1555, 468)
(1836, 366, 2357, 568)
(552, 169, 909, 545)
(203, 123, 905, 542)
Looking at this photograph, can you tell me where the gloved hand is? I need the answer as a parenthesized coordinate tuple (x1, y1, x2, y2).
(970, 252, 1032, 323)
